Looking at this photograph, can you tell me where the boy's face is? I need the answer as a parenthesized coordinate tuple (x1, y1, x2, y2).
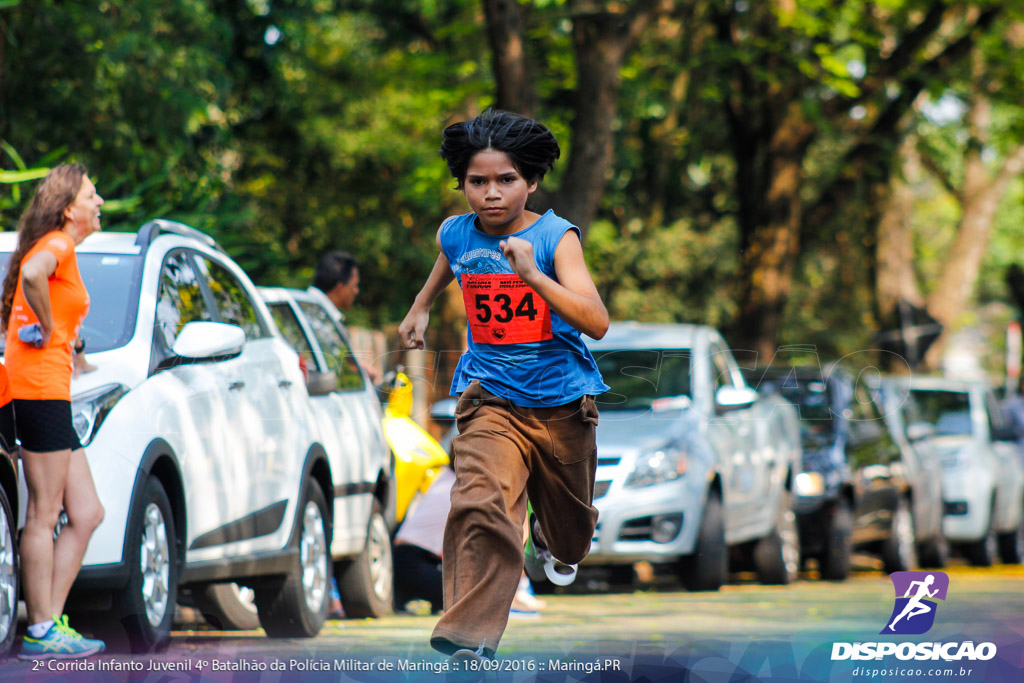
(462, 149, 539, 234)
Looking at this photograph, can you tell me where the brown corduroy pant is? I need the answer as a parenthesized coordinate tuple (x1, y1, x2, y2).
(430, 380, 599, 657)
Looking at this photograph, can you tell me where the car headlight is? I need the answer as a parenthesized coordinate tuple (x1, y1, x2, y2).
(71, 383, 129, 446)
(794, 472, 826, 497)
(623, 445, 689, 489)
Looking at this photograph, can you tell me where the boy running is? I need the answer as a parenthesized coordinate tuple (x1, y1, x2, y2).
(398, 110, 609, 665)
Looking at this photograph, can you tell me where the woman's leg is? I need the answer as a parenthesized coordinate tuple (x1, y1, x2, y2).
(49, 447, 103, 617)
(20, 447, 72, 625)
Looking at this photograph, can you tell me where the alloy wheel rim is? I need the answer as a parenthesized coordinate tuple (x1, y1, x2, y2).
(367, 515, 393, 600)
(0, 505, 15, 642)
(300, 501, 328, 613)
(141, 503, 171, 627)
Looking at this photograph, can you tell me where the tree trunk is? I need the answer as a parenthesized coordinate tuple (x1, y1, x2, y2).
(549, 12, 631, 235)
(481, 0, 534, 116)
(923, 44, 1024, 368)
(876, 138, 925, 320)
(733, 106, 815, 363)
(924, 139, 1024, 367)
(481, 0, 664, 238)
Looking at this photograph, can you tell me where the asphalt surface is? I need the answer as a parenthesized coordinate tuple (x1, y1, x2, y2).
(2, 562, 1022, 682)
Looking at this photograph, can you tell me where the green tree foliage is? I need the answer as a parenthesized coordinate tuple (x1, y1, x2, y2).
(1, 0, 1022, 367)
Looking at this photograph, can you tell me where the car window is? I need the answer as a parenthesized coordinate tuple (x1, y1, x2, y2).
(911, 389, 972, 436)
(297, 301, 365, 391)
(267, 301, 317, 372)
(984, 390, 1007, 435)
(194, 255, 267, 340)
(156, 251, 215, 348)
(594, 349, 691, 411)
(0, 252, 143, 353)
(848, 380, 886, 442)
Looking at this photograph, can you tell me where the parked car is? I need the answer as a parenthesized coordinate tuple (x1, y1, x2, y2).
(871, 376, 949, 568)
(259, 286, 394, 616)
(889, 376, 1024, 566)
(0, 221, 393, 651)
(0, 440, 18, 658)
(583, 322, 802, 590)
(745, 364, 942, 579)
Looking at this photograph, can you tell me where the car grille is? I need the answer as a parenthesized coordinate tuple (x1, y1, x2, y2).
(593, 480, 612, 500)
(943, 501, 968, 516)
(619, 516, 653, 541)
(597, 456, 621, 467)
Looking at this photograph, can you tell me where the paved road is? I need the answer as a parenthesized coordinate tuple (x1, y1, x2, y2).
(3, 564, 1023, 682)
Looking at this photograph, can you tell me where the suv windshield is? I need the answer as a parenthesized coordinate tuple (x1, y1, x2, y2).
(752, 373, 836, 444)
(594, 349, 691, 411)
(910, 389, 972, 436)
(0, 251, 144, 353)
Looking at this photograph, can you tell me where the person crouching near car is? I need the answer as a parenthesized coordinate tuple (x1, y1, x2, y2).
(1, 163, 106, 659)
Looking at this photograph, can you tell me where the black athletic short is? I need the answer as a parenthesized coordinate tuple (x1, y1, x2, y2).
(0, 402, 14, 454)
(13, 399, 82, 452)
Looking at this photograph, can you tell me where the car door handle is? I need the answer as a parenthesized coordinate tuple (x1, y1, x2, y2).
(278, 379, 293, 389)
(228, 381, 245, 391)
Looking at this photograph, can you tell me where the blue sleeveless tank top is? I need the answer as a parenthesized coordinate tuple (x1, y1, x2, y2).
(440, 210, 609, 407)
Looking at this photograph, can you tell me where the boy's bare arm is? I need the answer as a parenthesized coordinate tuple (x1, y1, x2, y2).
(501, 232, 609, 340)
(399, 250, 455, 349)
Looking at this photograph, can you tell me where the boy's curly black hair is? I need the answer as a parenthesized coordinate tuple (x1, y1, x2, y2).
(440, 110, 560, 189)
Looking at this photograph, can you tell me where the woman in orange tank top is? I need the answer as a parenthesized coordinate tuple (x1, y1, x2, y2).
(1, 164, 106, 659)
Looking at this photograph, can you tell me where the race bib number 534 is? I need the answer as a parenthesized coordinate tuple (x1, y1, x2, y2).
(462, 273, 553, 345)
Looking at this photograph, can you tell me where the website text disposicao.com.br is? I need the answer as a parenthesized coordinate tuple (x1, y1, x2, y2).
(852, 665, 979, 678)
(839, 640, 997, 679)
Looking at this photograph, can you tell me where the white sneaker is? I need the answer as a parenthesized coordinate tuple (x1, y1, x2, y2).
(524, 518, 577, 586)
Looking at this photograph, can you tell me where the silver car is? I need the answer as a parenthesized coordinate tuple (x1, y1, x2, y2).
(584, 323, 802, 589)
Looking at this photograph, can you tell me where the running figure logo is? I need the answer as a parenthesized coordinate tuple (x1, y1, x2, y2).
(882, 571, 949, 635)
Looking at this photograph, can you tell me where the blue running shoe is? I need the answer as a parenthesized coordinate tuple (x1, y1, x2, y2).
(18, 616, 105, 660)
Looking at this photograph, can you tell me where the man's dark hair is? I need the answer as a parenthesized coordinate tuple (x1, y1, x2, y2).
(439, 110, 560, 189)
(314, 251, 359, 293)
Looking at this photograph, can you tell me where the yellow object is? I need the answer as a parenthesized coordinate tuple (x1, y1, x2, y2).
(383, 373, 450, 522)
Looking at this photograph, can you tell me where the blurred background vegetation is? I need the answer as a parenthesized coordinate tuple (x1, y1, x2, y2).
(2, 0, 1023, 377)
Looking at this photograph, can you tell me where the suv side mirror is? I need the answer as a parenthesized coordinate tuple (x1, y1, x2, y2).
(715, 386, 758, 413)
(306, 369, 338, 397)
(171, 322, 246, 360)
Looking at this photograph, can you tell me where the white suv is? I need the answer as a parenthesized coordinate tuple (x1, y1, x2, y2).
(0, 221, 392, 651)
(260, 286, 394, 617)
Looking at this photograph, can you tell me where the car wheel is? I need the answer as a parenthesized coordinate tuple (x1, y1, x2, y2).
(918, 532, 950, 569)
(194, 582, 261, 631)
(881, 497, 917, 573)
(336, 500, 393, 617)
(0, 484, 18, 658)
(255, 482, 331, 637)
(753, 493, 800, 585)
(678, 490, 726, 592)
(102, 477, 179, 652)
(818, 499, 853, 581)
(964, 503, 998, 567)
(997, 501, 1024, 565)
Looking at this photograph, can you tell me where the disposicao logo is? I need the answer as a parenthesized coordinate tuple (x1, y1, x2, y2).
(831, 571, 997, 662)
(882, 571, 949, 635)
